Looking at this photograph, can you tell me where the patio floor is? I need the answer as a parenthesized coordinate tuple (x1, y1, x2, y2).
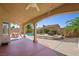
(0, 38, 66, 56)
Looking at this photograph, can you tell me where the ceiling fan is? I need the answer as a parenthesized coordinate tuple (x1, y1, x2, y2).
(25, 3, 40, 12)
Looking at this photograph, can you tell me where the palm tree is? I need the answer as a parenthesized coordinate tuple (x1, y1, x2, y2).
(64, 17, 79, 37)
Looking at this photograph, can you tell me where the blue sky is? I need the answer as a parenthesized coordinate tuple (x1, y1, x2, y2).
(37, 13, 79, 28)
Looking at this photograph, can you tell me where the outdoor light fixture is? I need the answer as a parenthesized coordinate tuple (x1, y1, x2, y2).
(25, 3, 40, 12)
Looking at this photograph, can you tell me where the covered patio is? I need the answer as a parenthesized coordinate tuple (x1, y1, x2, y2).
(0, 3, 79, 56)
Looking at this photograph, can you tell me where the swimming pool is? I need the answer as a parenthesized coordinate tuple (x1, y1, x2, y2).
(26, 33, 33, 36)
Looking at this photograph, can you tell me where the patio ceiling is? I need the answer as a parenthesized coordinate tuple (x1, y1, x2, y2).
(24, 3, 79, 25)
(0, 3, 63, 24)
(0, 3, 79, 25)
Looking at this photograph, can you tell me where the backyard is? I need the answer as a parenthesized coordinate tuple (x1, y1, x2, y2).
(24, 16, 79, 56)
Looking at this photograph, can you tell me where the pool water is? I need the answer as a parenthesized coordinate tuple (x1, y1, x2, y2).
(26, 33, 33, 36)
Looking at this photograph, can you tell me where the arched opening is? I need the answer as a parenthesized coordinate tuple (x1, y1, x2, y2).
(21, 23, 38, 42)
(10, 23, 21, 40)
(24, 23, 34, 36)
(35, 13, 79, 49)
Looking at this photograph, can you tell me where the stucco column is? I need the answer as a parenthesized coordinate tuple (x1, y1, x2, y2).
(33, 24, 37, 43)
(21, 25, 26, 37)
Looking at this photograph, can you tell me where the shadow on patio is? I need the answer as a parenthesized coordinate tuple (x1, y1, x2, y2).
(0, 38, 66, 56)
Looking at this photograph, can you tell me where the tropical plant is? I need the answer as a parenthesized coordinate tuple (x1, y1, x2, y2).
(26, 23, 33, 33)
(64, 17, 79, 37)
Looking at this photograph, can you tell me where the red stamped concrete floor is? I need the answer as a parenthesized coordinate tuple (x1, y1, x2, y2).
(0, 38, 66, 56)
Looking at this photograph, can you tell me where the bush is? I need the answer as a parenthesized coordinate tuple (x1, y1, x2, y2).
(48, 30, 57, 35)
(44, 29, 49, 33)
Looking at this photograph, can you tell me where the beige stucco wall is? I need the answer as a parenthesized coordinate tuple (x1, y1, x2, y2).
(0, 6, 8, 19)
(0, 5, 9, 34)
